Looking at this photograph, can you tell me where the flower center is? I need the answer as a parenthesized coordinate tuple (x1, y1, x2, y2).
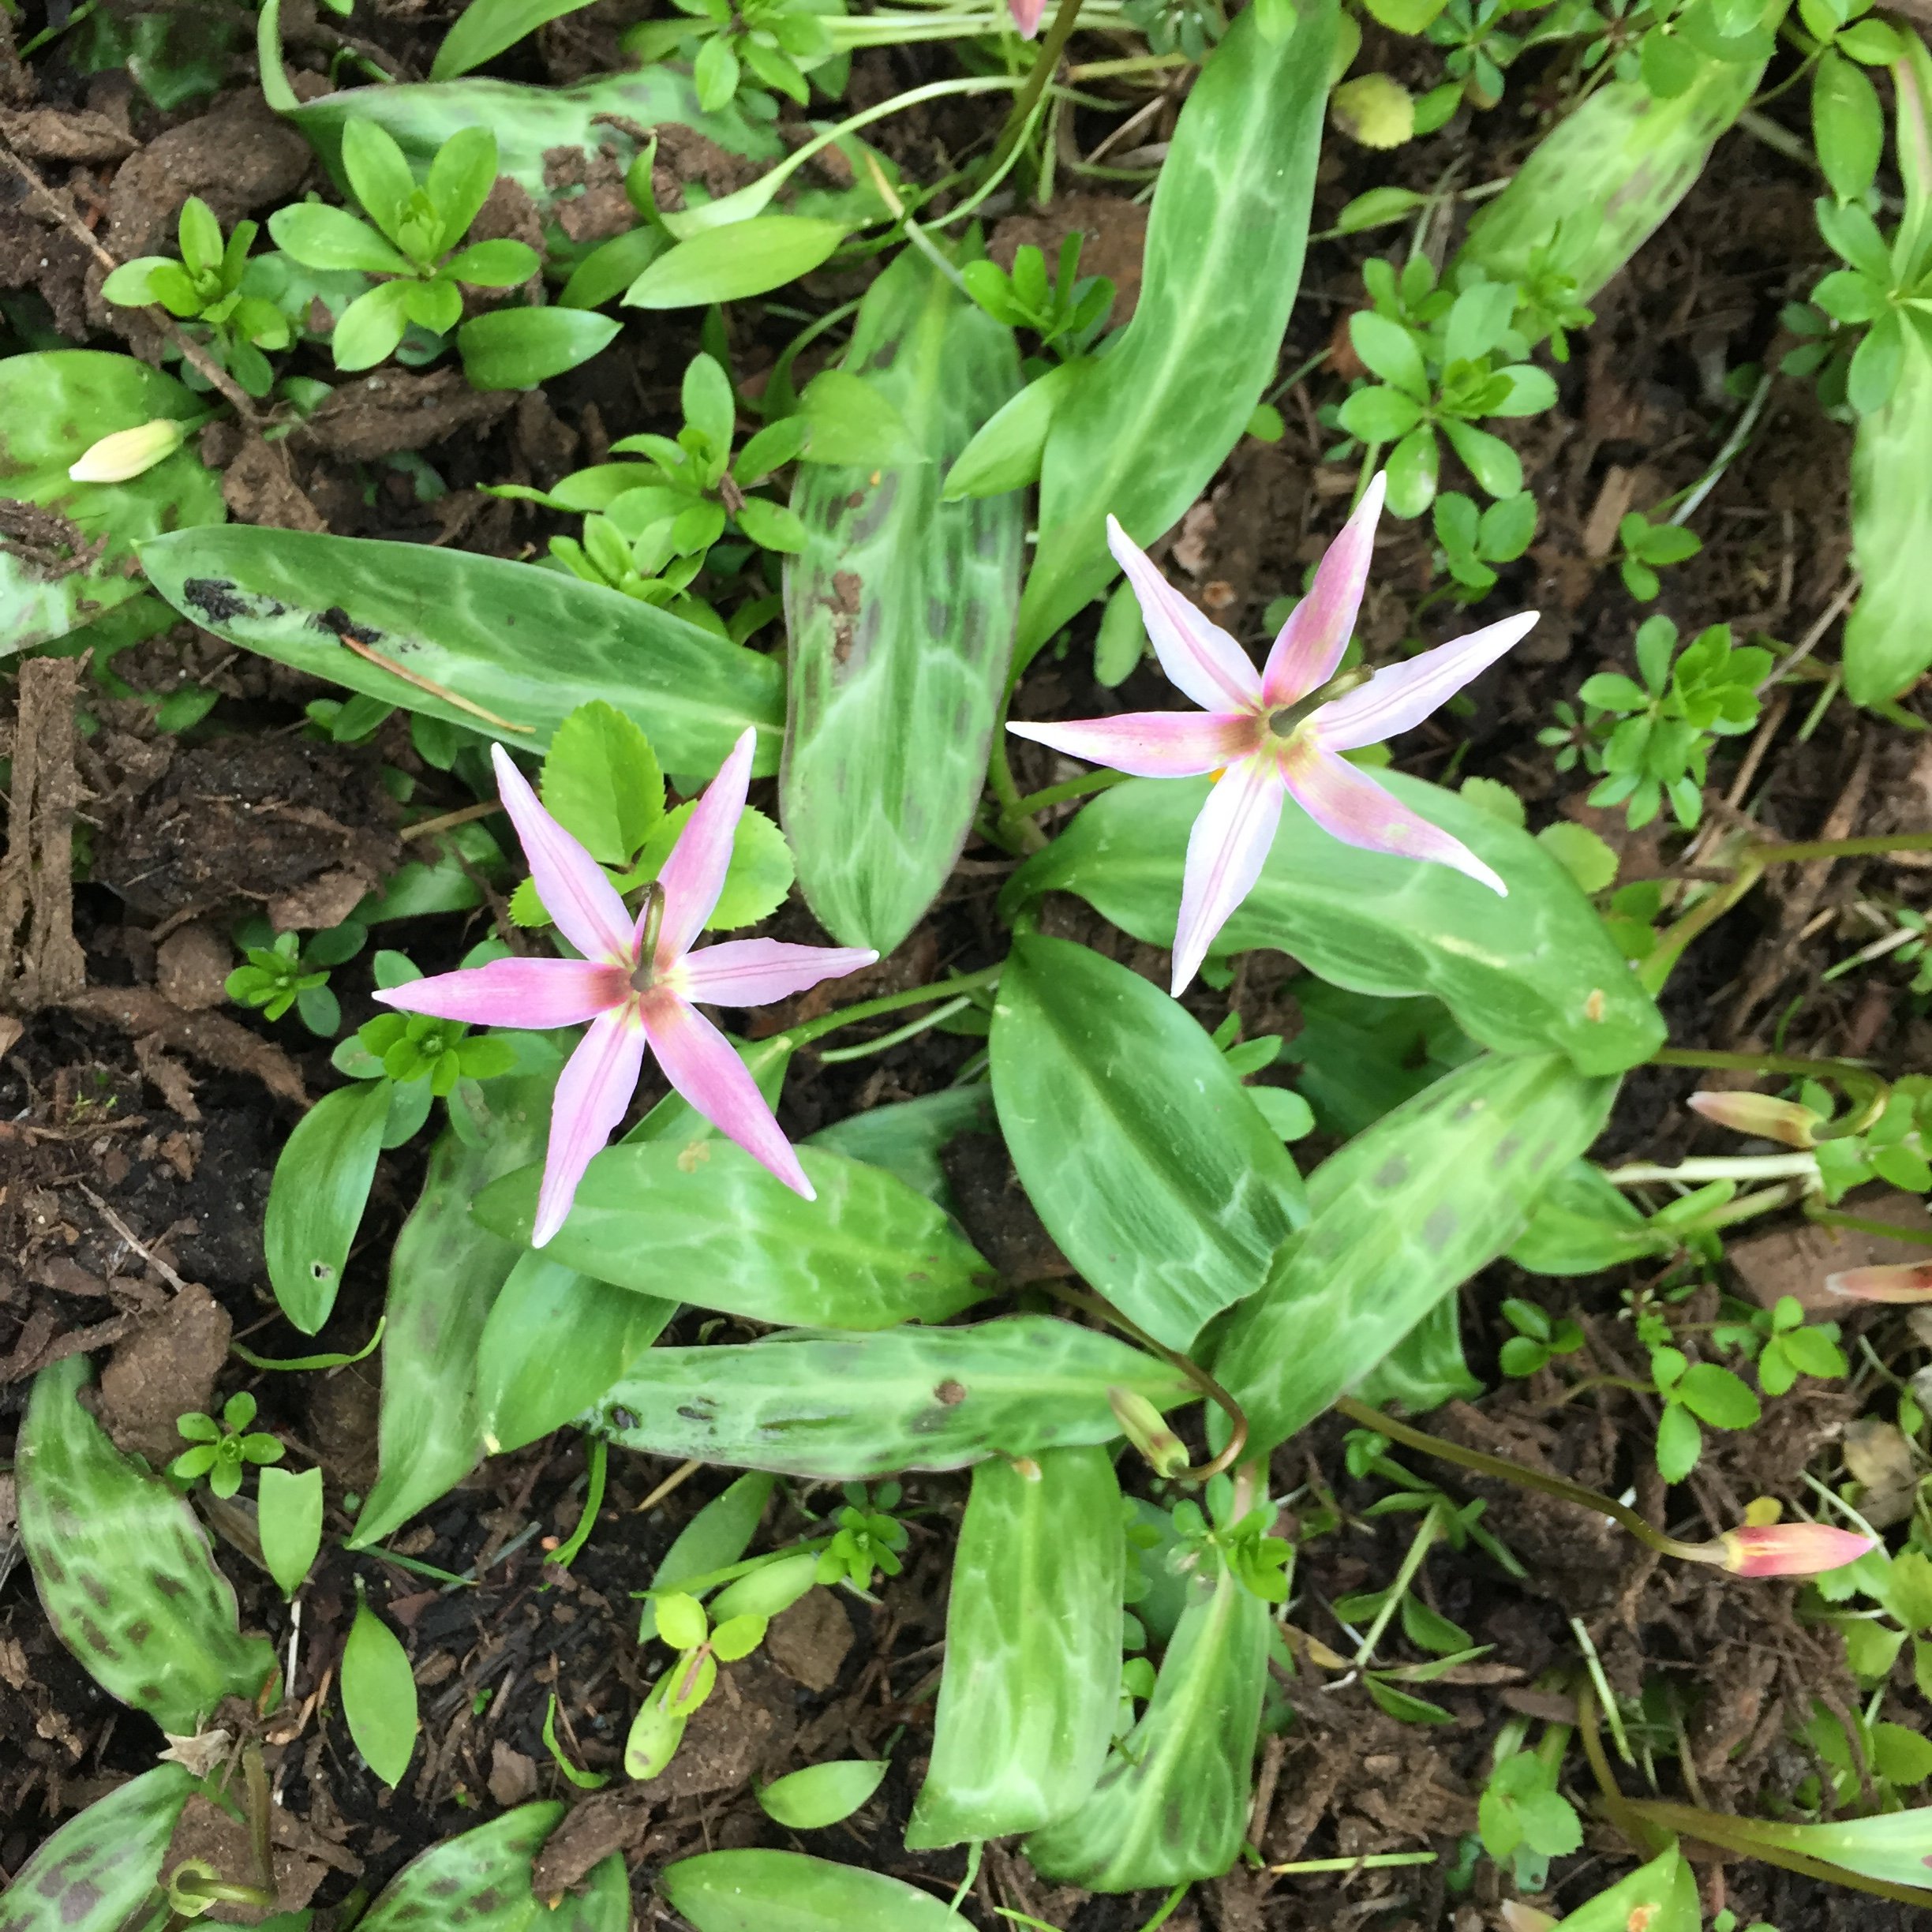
(628, 881, 668, 994)
(1264, 665, 1372, 740)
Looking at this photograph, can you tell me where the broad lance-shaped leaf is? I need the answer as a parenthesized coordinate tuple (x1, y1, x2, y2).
(0, 350, 223, 654)
(1210, 1052, 1619, 1455)
(265, 1078, 391, 1334)
(1016, 0, 1334, 662)
(357, 1803, 627, 1932)
(138, 528, 784, 777)
(1551, 1848, 1698, 1932)
(1024, 1559, 1271, 1892)
(1352, 1294, 1481, 1417)
(662, 1850, 968, 1932)
(584, 1318, 1193, 1477)
(990, 934, 1306, 1350)
(1455, 43, 1773, 319)
(1844, 311, 1932, 705)
(906, 1446, 1123, 1849)
(1003, 775, 1662, 1076)
(17, 1357, 275, 1732)
(805, 1085, 994, 1206)
(782, 249, 1023, 955)
(472, 1140, 996, 1331)
(0, 1765, 197, 1932)
(349, 1051, 564, 1548)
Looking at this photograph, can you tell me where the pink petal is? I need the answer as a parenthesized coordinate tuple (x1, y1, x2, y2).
(1106, 515, 1262, 715)
(676, 937, 878, 1008)
(1282, 741, 1506, 895)
(1828, 1261, 1932, 1303)
(653, 727, 755, 966)
(1006, 710, 1256, 780)
(1313, 611, 1538, 753)
(492, 744, 635, 966)
(1716, 1523, 1877, 1578)
(1260, 470, 1385, 707)
(1008, 0, 1046, 32)
(533, 1005, 648, 1246)
(641, 989, 812, 1197)
(374, 957, 627, 1030)
(1171, 753, 1286, 997)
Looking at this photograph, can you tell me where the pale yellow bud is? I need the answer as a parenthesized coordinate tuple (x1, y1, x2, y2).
(68, 417, 187, 484)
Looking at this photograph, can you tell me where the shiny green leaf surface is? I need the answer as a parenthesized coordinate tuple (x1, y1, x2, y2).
(0, 1765, 196, 1932)
(475, 1250, 674, 1455)
(257, 1464, 325, 1599)
(1507, 1158, 1663, 1275)
(906, 1446, 1123, 1848)
(626, 218, 848, 308)
(1844, 319, 1932, 703)
(431, 0, 599, 78)
(1352, 1294, 1481, 1416)
(0, 351, 223, 653)
(341, 1600, 418, 1787)
(471, 1141, 996, 1331)
(663, 1851, 966, 1930)
(1024, 1559, 1270, 1891)
(782, 250, 1023, 954)
(1002, 776, 1663, 1075)
(17, 1357, 275, 1732)
(139, 527, 784, 776)
(458, 308, 622, 391)
(1211, 1053, 1619, 1453)
(1016, 0, 1335, 660)
(350, 1058, 561, 1547)
(585, 1318, 1193, 1477)
(358, 1803, 627, 1932)
(990, 934, 1306, 1349)
(758, 1760, 889, 1830)
(265, 1079, 391, 1334)
(1555, 1848, 1698, 1931)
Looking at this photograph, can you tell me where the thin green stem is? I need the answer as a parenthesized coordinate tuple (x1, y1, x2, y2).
(1267, 1853, 1438, 1874)
(987, 724, 1046, 853)
(1135, 1883, 1192, 1932)
(548, 1436, 607, 1573)
(1006, 766, 1129, 827)
(818, 995, 974, 1064)
(989, 0, 1086, 174)
(1808, 1204, 1932, 1249)
(232, 1316, 385, 1372)
(1567, 1617, 1633, 1765)
(780, 964, 1005, 1052)
(1335, 1397, 1707, 1565)
(1601, 1152, 1818, 1186)
(1353, 1503, 1443, 1668)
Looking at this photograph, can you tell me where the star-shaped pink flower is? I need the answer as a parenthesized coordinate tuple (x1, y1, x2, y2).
(376, 729, 875, 1246)
(1008, 472, 1540, 994)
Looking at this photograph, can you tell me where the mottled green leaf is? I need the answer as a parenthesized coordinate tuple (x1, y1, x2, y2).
(471, 1141, 996, 1331)
(585, 1318, 1193, 1477)
(342, 1600, 418, 1787)
(758, 1760, 889, 1829)
(661, 1850, 968, 1930)
(990, 934, 1306, 1349)
(358, 1803, 627, 1932)
(1002, 775, 1662, 1075)
(17, 1357, 275, 1732)
(350, 1054, 563, 1548)
(138, 527, 784, 777)
(1016, 0, 1335, 659)
(782, 249, 1023, 954)
(0, 1765, 197, 1932)
(1024, 1559, 1270, 1891)
(906, 1447, 1123, 1848)
(1352, 1294, 1481, 1416)
(806, 1086, 994, 1205)
(1211, 1052, 1619, 1453)
(265, 1079, 391, 1334)
(0, 350, 223, 653)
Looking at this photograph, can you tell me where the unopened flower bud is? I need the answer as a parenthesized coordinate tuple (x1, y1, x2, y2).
(1108, 1387, 1188, 1479)
(1687, 1089, 1819, 1148)
(68, 417, 187, 483)
(1705, 1522, 1876, 1578)
(1006, 0, 1045, 33)
(1827, 1260, 1932, 1302)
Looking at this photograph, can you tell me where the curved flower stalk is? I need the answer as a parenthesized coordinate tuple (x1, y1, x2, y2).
(376, 731, 875, 1245)
(1007, 472, 1538, 994)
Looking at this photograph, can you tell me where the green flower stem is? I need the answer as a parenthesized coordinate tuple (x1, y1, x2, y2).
(232, 1316, 385, 1372)
(1335, 1397, 1709, 1566)
(1601, 1152, 1818, 1185)
(817, 994, 975, 1064)
(548, 1436, 606, 1574)
(1005, 766, 1131, 828)
(985, 719, 1046, 854)
(1809, 1204, 1932, 1248)
(777, 964, 1004, 1052)
(245, 1743, 274, 1892)
(989, 0, 1088, 175)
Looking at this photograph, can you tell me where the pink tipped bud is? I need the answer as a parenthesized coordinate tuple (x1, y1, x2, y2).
(1007, 0, 1046, 32)
(1687, 1089, 1818, 1148)
(1710, 1522, 1876, 1578)
(1828, 1260, 1932, 1303)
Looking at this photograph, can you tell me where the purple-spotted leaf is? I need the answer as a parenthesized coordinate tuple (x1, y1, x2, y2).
(0, 1765, 198, 1932)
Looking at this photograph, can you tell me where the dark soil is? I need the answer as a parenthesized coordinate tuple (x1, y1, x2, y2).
(5, 3, 1932, 1927)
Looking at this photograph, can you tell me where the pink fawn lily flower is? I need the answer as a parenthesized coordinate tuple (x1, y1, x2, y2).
(1694, 1522, 1878, 1578)
(1006, 472, 1540, 994)
(375, 730, 875, 1247)
(1687, 1089, 1820, 1148)
(1828, 1261, 1932, 1303)
(1008, 0, 1046, 33)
